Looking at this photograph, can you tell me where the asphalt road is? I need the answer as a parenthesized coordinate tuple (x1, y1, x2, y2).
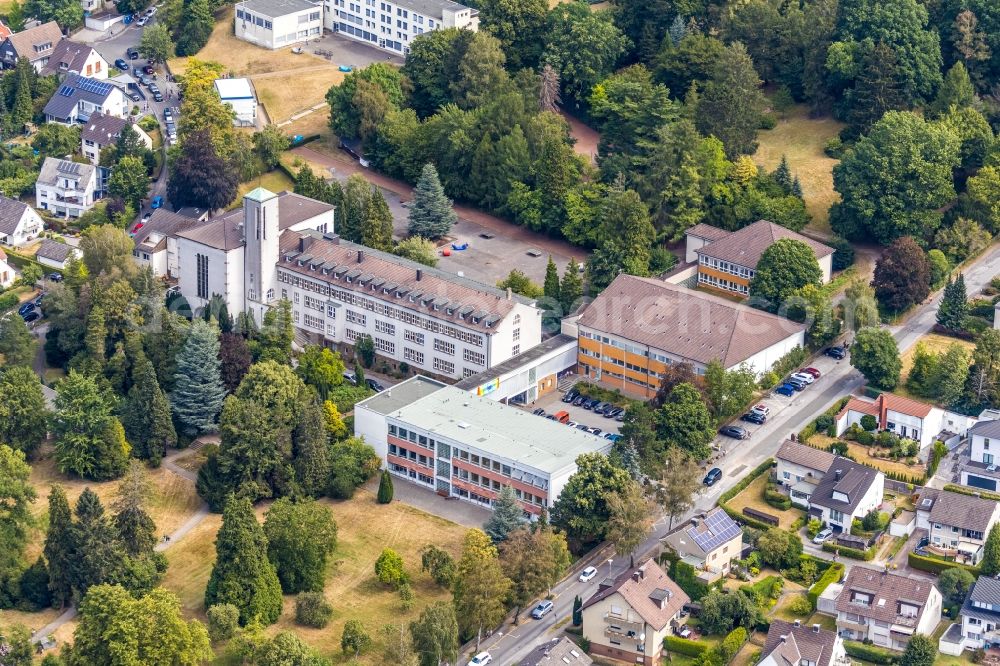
(477, 242, 1000, 666)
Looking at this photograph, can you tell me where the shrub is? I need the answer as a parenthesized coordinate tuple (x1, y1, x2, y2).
(664, 636, 709, 657)
(374, 548, 407, 587)
(860, 414, 878, 431)
(908, 551, 980, 576)
(807, 563, 844, 608)
(844, 641, 899, 665)
(788, 595, 813, 615)
(669, 559, 709, 601)
(831, 237, 855, 270)
(807, 518, 822, 538)
(398, 581, 414, 611)
(822, 542, 875, 560)
(815, 414, 834, 433)
(718, 627, 748, 662)
(856, 430, 875, 445)
(206, 603, 240, 642)
(295, 592, 333, 628)
(764, 487, 792, 510)
(824, 137, 844, 158)
(944, 484, 1000, 502)
(759, 114, 777, 130)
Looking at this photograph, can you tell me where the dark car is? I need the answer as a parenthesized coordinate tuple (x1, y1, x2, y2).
(33, 294, 44, 307)
(366, 378, 385, 392)
(17, 302, 35, 316)
(741, 411, 766, 425)
(575, 424, 589, 431)
(825, 346, 847, 359)
(143, 64, 155, 75)
(592, 401, 610, 414)
(128, 91, 141, 101)
(719, 425, 749, 439)
(785, 377, 807, 390)
(47, 273, 63, 282)
(114, 58, 129, 70)
(572, 395, 587, 407)
(21, 311, 40, 323)
(583, 397, 600, 410)
(775, 383, 796, 397)
(561, 390, 578, 403)
(152, 91, 164, 102)
(127, 47, 139, 59)
(615, 411, 626, 422)
(604, 406, 623, 419)
(532, 408, 546, 416)
(703, 467, 723, 486)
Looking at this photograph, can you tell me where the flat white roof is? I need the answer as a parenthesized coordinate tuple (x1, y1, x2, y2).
(214, 78, 255, 101)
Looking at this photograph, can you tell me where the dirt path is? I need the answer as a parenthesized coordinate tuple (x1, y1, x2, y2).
(290, 145, 588, 263)
(560, 111, 599, 164)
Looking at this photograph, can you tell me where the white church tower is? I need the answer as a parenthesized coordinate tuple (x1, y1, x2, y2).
(243, 187, 280, 325)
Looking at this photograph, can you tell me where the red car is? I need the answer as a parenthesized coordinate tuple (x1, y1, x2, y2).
(800, 367, 821, 378)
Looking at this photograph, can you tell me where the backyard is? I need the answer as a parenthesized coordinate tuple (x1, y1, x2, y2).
(899, 333, 976, 400)
(725, 474, 805, 530)
(807, 434, 927, 479)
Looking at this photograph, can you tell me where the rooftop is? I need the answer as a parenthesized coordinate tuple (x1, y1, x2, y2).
(0, 195, 31, 236)
(835, 568, 935, 624)
(837, 392, 935, 422)
(970, 419, 1000, 439)
(686, 223, 731, 242)
(453, 334, 577, 391)
(43, 73, 120, 120)
(362, 383, 610, 474)
(235, 0, 319, 17)
(4, 21, 62, 60)
(79, 112, 134, 145)
(777, 440, 836, 474)
(37, 157, 96, 187)
(581, 560, 689, 631)
(354, 375, 445, 416)
(962, 577, 1000, 624)
(577, 274, 805, 368)
(677, 508, 742, 555)
(517, 637, 593, 666)
(35, 238, 77, 263)
(916, 488, 999, 532)
(763, 620, 840, 666)
(132, 208, 203, 249)
(39, 38, 99, 76)
(214, 77, 255, 100)
(694, 220, 834, 268)
(809, 457, 882, 515)
(391, 0, 475, 17)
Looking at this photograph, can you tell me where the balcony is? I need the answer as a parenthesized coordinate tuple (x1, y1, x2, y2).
(605, 613, 643, 632)
(838, 616, 868, 631)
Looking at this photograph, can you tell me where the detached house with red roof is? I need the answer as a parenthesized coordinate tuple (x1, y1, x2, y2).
(835, 391, 976, 455)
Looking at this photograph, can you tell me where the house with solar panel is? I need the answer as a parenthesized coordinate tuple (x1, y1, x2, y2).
(35, 157, 98, 218)
(661, 507, 743, 583)
(43, 73, 128, 124)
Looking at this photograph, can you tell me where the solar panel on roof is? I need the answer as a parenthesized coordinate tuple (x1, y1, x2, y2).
(56, 161, 82, 175)
(77, 78, 113, 96)
(690, 510, 741, 552)
(58, 85, 74, 96)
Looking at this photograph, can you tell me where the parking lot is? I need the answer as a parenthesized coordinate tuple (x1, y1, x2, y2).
(519, 385, 623, 437)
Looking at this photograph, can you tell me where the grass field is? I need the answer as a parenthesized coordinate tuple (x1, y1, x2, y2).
(753, 105, 845, 236)
(725, 474, 804, 530)
(161, 488, 469, 663)
(254, 68, 346, 123)
(233, 169, 296, 207)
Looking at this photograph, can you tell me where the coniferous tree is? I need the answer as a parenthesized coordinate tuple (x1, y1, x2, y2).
(293, 399, 331, 498)
(937, 273, 968, 331)
(560, 259, 583, 313)
(844, 42, 907, 135)
(377, 470, 394, 504)
(71, 489, 124, 598)
(44, 486, 75, 608)
(219, 332, 252, 393)
(52, 371, 130, 481)
(205, 496, 283, 626)
(483, 485, 525, 543)
(982, 524, 1000, 576)
(112, 461, 157, 558)
(791, 176, 803, 197)
(927, 62, 977, 119)
(696, 42, 766, 157)
(171, 319, 226, 437)
(543, 256, 561, 305)
(362, 185, 395, 251)
(773, 155, 792, 191)
(121, 351, 176, 464)
(407, 164, 457, 239)
(572, 595, 582, 626)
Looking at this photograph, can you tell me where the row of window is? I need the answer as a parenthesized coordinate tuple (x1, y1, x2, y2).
(388, 443, 432, 468)
(374, 336, 394, 354)
(698, 272, 750, 295)
(236, 9, 273, 29)
(303, 313, 325, 330)
(404, 347, 424, 364)
(579, 329, 674, 365)
(699, 255, 754, 279)
(388, 463, 434, 486)
(304, 294, 324, 311)
(375, 319, 395, 335)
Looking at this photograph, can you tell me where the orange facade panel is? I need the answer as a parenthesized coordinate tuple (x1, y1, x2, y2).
(698, 265, 750, 287)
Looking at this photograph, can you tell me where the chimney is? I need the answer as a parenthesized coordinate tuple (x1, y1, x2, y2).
(632, 572, 641, 583)
(813, 624, 820, 634)
(793, 620, 801, 628)
(834, 469, 842, 481)
(691, 518, 699, 527)
(357, 250, 364, 263)
(506, 287, 512, 300)
(299, 236, 313, 252)
(416, 268, 422, 281)
(780, 636, 788, 644)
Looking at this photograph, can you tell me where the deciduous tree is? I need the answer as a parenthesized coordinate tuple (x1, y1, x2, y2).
(899, 635, 936, 666)
(394, 236, 438, 267)
(452, 529, 511, 646)
(654, 448, 701, 529)
(0, 366, 47, 459)
(656, 383, 716, 460)
(605, 479, 652, 562)
(341, 619, 372, 656)
(410, 601, 459, 666)
(139, 23, 175, 63)
(167, 130, 238, 211)
(749, 238, 822, 311)
(295, 345, 346, 401)
(872, 236, 931, 312)
(551, 453, 633, 547)
(850, 327, 902, 389)
(264, 498, 337, 594)
(542, 3, 629, 104)
(696, 42, 766, 157)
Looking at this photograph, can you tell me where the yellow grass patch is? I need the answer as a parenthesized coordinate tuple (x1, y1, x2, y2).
(809, 434, 925, 478)
(899, 333, 975, 389)
(233, 169, 296, 208)
(725, 474, 803, 530)
(753, 105, 845, 236)
(254, 69, 345, 123)
(280, 107, 334, 138)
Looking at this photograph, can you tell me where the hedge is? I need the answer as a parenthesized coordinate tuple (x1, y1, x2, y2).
(721, 502, 774, 531)
(664, 636, 709, 657)
(718, 627, 748, 663)
(799, 397, 850, 443)
(822, 542, 875, 561)
(943, 483, 1000, 502)
(807, 562, 845, 608)
(0, 291, 19, 312)
(719, 459, 775, 504)
(844, 641, 899, 665)
(908, 551, 981, 576)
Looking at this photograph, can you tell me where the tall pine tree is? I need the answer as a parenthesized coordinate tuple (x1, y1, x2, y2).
(44, 486, 75, 608)
(52, 371, 129, 481)
(171, 319, 226, 438)
(560, 259, 583, 313)
(205, 496, 283, 626)
(407, 164, 457, 239)
(121, 350, 176, 464)
(543, 256, 561, 305)
(361, 185, 394, 251)
(937, 273, 968, 331)
(483, 485, 525, 543)
(71, 489, 124, 598)
(112, 461, 157, 557)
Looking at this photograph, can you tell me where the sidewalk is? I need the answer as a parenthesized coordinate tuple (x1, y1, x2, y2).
(363, 475, 490, 528)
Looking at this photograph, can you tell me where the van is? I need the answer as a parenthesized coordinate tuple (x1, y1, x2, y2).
(552, 410, 570, 424)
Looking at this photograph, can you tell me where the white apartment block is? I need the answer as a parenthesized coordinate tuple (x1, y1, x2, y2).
(35, 158, 98, 219)
(325, 0, 477, 55)
(235, 0, 323, 49)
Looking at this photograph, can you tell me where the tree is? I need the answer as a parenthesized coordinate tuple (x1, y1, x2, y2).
(420, 545, 455, 588)
(699, 588, 763, 634)
(408, 164, 456, 239)
(168, 130, 238, 211)
(377, 470, 394, 504)
(696, 43, 766, 157)
(374, 548, 407, 587)
(872, 236, 931, 312)
(108, 155, 150, 211)
(840, 41, 907, 134)
(543, 256, 561, 306)
(0, 311, 36, 366)
(703, 361, 757, 421)
(937, 274, 968, 331)
(605, 479, 651, 562)
(899, 635, 936, 666)
(928, 62, 977, 119)
(934, 218, 992, 263)
(542, 3, 629, 104)
(253, 125, 290, 170)
(410, 601, 459, 666)
(171, 319, 226, 437)
(52, 371, 129, 481)
(255, 299, 294, 365)
(587, 188, 655, 290)
(264, 498, 337, 594)
(927, 249, 950, 289)
(906, 343, 938, 397)
(239, 629, 328, 666)
(952, 10, 990, 88)
(560, 259, 583, 314)
(656, 383, 716, 460)
(341, 619, 372, 656)
(499, 526, 569, 621)
(326, 436, 380, 498)
(112, 461, 157, 557)
(496, 269, 543, 299)
(484, 485, 525, 543)
(982, 524, 1000, 576)
(139, 23, 174, 63)
(788, 284, 839, 347)
(327, 63, 408, 141)
(551, 453, 633, 547)
(394, 236, 438, 267)
(479, 0, 546, 70)
(938, 567, 975, 607)
(121, 351, 176, 463)
(845, 280, 879, 331)
(654, 449, 701, 529)
(831, 112, 959, 244)
(851, 327, 902, 390)
(361, 184, 395, 252)
(539, 63, 560, 113)
(44, 486, 75, 607)
(967, 166, 1000, 234)
(452, 529, 511, 646)
(71, 488, 125, 597)
(207, 603, 240, 642)
(218, 332, 252, 393)
(757, 527, 803, 569)
(32, 123, 82, 160)
(0, 444, 34, 586)
(69, 585, 211, 666)
(296, 345, 345, 400)
(205, 496, 283, 626)
(749, 238, 822, 311)
(0, 624, 33, 666)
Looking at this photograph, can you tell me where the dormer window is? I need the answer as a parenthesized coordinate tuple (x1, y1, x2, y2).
(446, 307, 454, 315)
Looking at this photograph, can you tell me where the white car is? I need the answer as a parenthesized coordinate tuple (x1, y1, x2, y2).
(579, 566, 598, 583)
(751, 403, 770, 417)
(790, 372, 815, 384)
(469, 652, 492, 666)
(813, 527, 834, 544)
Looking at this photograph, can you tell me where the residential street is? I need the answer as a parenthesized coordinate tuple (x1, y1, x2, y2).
(477, 241, 1000, 665)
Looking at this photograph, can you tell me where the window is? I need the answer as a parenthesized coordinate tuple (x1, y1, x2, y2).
(433, 357, 454, 374)
(375, 319, 395, 335)
(374, 337, 395, 354)
(512, 344, 520, 356)
(346, 310, 366, 326)
(196, 253, 209, 299)
(310, 10, 320, 19)
(266, 288, 274, 301)
(513, 327, 520, 342)
(463, 349, 485, 366)
(404, 347, 424, 364)
(303, 313, 324, 329)
(404, 329, 424, 345)
(433, 338, 455, 355)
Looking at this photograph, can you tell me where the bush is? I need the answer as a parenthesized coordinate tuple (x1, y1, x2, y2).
(764, 487, 792, 510)
(807, 562, 844, 608)
(788, 596, 813, 615)
(824, 137, 844, 158)
(822, 542, 875, 560)
(138, 115, 159, 133)
(207, 603, 240, 642)
(718, 627, 748, 662)
(664, 636, 709, 657)
(860, 414, 878, 431)
(944, 484, 1000, 502)
(830, 237, 855, 270)
(908, 551, 980, 576)
(815, 414, 834, 433)
(0, 292, 19, 313)
(856, 430, 875, 445)
(295, 592, 333, 628)
(844, 641, 899, 665)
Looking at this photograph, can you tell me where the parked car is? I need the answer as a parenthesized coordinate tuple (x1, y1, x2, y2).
(591, 401, 610, 414)
(152, 91, 164, 102)
(751, 404, 770, 417)
(127, 47, 139, 59)
(572, 395, 587, 407)
(586, 427, 602, 436)
(469, 652, 493, 666)
(17, 302, 35, 316)
(136, 15, 148, 25)
(114, 58, 129, 70)
(532, 408, 545, 416)
(552, 410, 570, 424)
(562, 390, 578, 403)
(366, 378, 385, 392)
(703, 467, 723, 486)
(825, 346, 847, 359)
(605, 406, 624, 419)
(342, 372, 356, 384)
(146, 5, 157, 15)
(33, 294, 44, 307)
(785, 377, 807, 390)
(21, 311, 40, 323)
(801, 367, 822, 378)
(741, 412, 766, 425)
(813, 527, 834, 544)
(579, 566, 598, 583)
(775, 383, 796, 397)
(148, 83, 160, 94)
(575, 424, 589, 431)
(150, 195, 163, 209)
(565, 421, 578, 428)
(790, 372, 815, 384)
(531, 601, 554, 619)
(47, 273, 63, 282)
(604, 433, 621, 442)
(719, 425, 749, 439)
(582, 397, 600, 410)
(163, 107, 173, 121)
(127, 91, 141, 102)
(143, 64, 155, 75)
(615, 411, 626, 422)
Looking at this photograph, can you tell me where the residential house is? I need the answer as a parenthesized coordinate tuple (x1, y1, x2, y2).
(567, 273, 806, 398)
(131, 209, 202, 279)
(80, 112, 151, 165)
(915, 488, 1000, 565)
(835, 391, 976, 456)
(324, 0, 478, 56)
(961, 420, 1000, 492)
(808, 457, 884, 532)
(34, 238, 81, 270)
(0, 195, 44, 246)
(661, 508, 743, 583)
(234, 0, 323, 49)
(355, 377, 610, 515)
(35, 158, 98, 219)
(760, 620, 848, 666)
(43, 74, 128, 124)
(518, 637, 592, 666)
(0, 248, 15, 287)
(214, 78, 257, 126)
(775, 440, 836, 507)
(834, 568, 942, 651)
(685, 221, 835, 297)
(942, 575, 1000, 654)
(0, 21, 63, 71)
(0, 20, 12, 41)
(580, 560, 690, 666)
(39, 38, 108, 79)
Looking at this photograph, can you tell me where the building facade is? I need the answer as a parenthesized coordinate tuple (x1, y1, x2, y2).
(808, 457, 884, 532)
(961, 420, 1000, 492)
(325, 0, 477, 56)
(956, 576, 1000, 652)
(234, 0, 323, 49)
(834, 568, 941, 651)
(0, 21, 62, 72)
(43, 74, 128, 124)
(214, 78, 258, 126)
(661, 508, 743, 583)
(81, 113, 152, 165)
(39, 38, 108, 79)
(35, 238, 81, 269)
(0, 195, 44, 246)
(35, 158, 98, 218)
(915, 488, 1000, 565)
